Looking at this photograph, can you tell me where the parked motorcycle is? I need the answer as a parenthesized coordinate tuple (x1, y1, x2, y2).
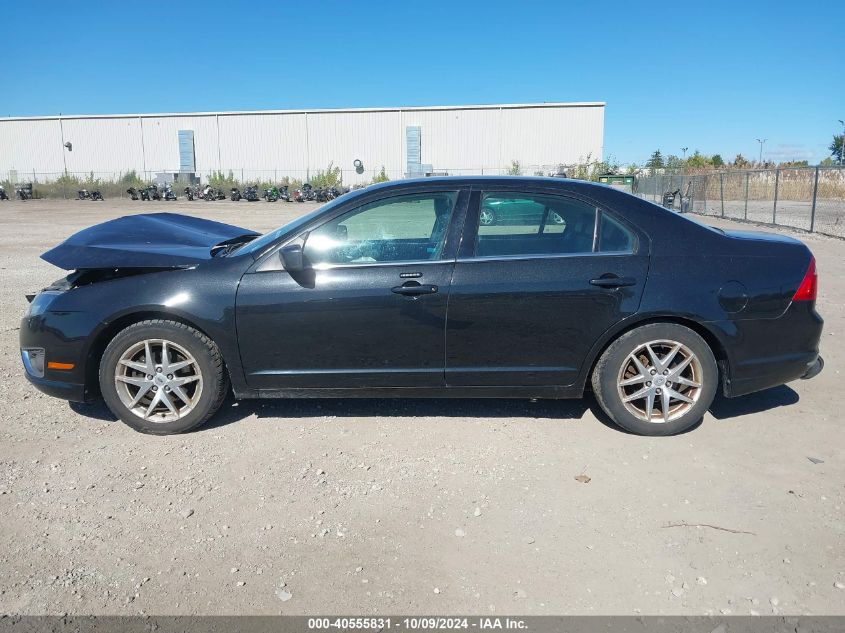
(126, 187, 140, 200)
(77, 189, 104, 201)
(278, 185, 291, 202)
(230, 187, 242, 201)
(263, 186, 279, 202)
(0, 185, 8, 200)
(16, 183, 33, 200)
(163, 183, 177, 201)
(184, 186, 195, 201)
(243, 185, 260, 201)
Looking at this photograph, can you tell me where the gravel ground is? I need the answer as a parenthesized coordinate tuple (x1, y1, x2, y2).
(1, 198, 843, 616)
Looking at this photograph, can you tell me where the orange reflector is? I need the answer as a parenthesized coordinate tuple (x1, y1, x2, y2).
(47, 362, 75, 370)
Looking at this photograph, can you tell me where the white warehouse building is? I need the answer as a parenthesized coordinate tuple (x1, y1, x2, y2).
(0, 102, 604, 184)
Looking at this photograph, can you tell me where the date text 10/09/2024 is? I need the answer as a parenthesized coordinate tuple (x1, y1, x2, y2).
(308, 617, 528, 630)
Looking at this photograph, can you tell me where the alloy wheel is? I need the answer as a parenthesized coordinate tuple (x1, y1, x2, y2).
(114, 339, 204, 422)
(616, 339, 703, 423)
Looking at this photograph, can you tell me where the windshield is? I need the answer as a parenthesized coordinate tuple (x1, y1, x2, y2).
(232, 196, 350, 256)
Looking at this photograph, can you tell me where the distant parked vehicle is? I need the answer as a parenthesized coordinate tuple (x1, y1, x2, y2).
(77, 189, 104, 201)
(230, 187, 242, 201)
(478, 196, 565, 227)
(263, 186, 279, 202)
(278, 185, 291, 202)
(243, 185, 260, 201)
(184, 186, 195, 201)
(162, 184, 177, 201)
(0, 185, 8, 200)
(16, 183, 33, 200)
(126, 187, 140, 201)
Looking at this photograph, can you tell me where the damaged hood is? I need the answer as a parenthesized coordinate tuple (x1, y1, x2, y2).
(41, 212, 259, 270)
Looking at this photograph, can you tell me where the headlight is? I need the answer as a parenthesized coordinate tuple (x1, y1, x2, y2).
(21, 348, 45, 378)
(24, 290, 63, 317)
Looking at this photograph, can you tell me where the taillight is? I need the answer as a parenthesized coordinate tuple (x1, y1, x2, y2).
(793, 256, 817, 302)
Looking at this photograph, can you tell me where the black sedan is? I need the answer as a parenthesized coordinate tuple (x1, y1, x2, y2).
(20, 177, 823, 436)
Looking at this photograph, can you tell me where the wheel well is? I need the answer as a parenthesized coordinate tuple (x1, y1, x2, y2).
(585, 316, 730, 394)
(84, 311, 221, 398)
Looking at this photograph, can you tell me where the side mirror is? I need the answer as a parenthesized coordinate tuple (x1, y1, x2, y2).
(280, 243, 305, 272)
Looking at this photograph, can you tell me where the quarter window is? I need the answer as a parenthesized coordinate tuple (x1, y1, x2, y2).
(598, 213, 636, 253)
(304, 192, 457, 266)
(475, 193, 598, 257)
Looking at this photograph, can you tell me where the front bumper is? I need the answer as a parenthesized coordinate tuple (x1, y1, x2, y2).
(20, 295, 97, 403)
(24, 372, 88, 402)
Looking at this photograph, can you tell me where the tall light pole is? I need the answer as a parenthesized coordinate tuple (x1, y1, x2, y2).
(681, 147, 688, 159)
(839, 120, 844, 165)
(756, 138, 767, 166)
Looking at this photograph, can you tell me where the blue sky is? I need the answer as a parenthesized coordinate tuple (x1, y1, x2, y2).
(2, 0, 843, 165)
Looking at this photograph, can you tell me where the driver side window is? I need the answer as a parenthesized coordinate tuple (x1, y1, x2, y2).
(303, 192, 457, 266)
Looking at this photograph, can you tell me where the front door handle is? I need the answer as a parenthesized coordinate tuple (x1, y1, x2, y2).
(391, 281, 439, 296)
(589, 276, 637, 288)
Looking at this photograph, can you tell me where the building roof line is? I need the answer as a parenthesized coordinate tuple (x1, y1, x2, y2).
(0, 101, 606, 122)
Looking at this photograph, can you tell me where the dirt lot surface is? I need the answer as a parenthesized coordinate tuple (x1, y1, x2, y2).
(1, 198, 843, 616)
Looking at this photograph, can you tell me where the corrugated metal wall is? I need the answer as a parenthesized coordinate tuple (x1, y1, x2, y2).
(0, 103, 604, 183)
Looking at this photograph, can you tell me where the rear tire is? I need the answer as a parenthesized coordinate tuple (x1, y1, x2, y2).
(99, 320, 228, 435)
(591, 323, 717, 436)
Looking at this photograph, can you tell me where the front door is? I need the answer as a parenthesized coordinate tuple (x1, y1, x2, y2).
(236, 190, 465, 389)
(445, 189, 649, 387)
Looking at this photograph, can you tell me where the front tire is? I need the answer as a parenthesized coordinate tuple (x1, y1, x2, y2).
(99, 320, 228, 434)
(591, 323, 717, 436)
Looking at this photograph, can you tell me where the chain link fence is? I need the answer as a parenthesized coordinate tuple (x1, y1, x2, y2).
(0, 163, 576, 201)
(636, 166, 845, 239)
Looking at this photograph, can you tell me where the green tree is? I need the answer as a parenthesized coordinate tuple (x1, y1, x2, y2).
(685, 150, 711, 169)
(372, 166, 390, 183)
(830, 134, 844, 164)
(711, 154, 724, 167)
(665, 154, 683, 170)
(820, 157, 835, 167)
(645, 150, 664, 175)
(733, 154, 750, 168)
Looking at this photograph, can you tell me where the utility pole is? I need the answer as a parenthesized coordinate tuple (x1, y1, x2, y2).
(756, 138, 767, 166)
(839, 120, 844, 165)
(681, 147, 688, 160)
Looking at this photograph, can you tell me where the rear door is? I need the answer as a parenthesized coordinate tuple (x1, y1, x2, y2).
(445, 188, 649, 387)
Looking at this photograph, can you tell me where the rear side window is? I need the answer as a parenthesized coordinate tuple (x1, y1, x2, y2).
(475, 193, 597, 257)
(598, 213, 636, 253)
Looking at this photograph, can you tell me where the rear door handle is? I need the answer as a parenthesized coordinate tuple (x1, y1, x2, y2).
(392, 282, 439, 296)
(589, 276, 637, 288)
